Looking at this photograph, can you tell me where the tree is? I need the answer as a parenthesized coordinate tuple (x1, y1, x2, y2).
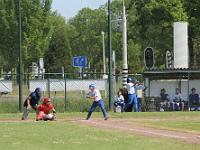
(0, 0, 18, 72)
(126, 0, 187, 72)
(68, 8, 107, 72)
(44, 15, 72, 73)
(21, 0, 53, 69)
(184, 0, 200, 67)
(0, 0, 54, 73)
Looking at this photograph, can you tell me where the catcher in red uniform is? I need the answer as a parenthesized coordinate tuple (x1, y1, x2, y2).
(36, 97, 56, 121)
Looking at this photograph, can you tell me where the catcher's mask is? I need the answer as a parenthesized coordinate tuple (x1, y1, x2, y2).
(43, 97, 51, 104)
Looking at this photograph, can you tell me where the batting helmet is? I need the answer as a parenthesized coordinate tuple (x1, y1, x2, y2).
(43, 97, 50, 104)
(89, 83, 96, 90)
(127, 77, 132, 83)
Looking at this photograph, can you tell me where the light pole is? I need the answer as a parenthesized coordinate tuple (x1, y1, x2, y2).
(18, 0, 23, 112)
(108, 0, 128, 88)
(122, 0, 128, 87)
(108, 0, 113, 110)
(101, 31, 107, 79)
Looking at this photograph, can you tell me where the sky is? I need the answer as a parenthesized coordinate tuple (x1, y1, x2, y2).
(52, 0, 108, 20)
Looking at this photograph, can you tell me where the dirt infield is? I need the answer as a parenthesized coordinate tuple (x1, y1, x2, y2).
(72, 118, 200, 144)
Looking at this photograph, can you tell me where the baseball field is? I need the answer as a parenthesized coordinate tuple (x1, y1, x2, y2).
(0, 112, 199, 150)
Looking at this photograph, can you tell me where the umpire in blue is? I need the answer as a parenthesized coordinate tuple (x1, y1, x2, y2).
(21, 88, 41, 120)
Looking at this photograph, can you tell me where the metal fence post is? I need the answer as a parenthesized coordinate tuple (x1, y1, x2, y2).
(108, 0, 113, 111)
(47, 78, 50, 98)
(18, 0, 23, 112)
(64, 77, 67, 112)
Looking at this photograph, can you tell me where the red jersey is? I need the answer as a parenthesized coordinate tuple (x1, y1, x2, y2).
(37, 104, 54, 114)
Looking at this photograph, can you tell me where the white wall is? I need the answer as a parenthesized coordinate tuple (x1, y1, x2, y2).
(0, 80, 12, 92)
(29, 79, 107, 92)
(173, 22, 189, 68)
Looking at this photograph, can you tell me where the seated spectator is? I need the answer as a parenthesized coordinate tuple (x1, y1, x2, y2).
(160, 88, 170, 111)
(114, 88, 125, 112)
(122, 88, 128, 104)
(189, 88, 200, 111)
(172, 88, 184, 111)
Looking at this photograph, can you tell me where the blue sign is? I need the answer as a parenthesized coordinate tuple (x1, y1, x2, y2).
(73, 56, 88, 68)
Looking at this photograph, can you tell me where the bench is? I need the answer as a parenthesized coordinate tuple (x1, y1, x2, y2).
(144, 97, 161, 112)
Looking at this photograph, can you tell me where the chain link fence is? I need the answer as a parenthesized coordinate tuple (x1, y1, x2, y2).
(0, 72, 144, 113)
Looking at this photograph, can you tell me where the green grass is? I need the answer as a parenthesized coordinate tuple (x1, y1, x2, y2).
(0, 100, 19, 113)
(0, 112, 200, 150)
(109, 112, 200, 132)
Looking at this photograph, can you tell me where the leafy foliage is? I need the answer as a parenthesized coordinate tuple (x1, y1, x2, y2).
(0, 0, 199, 75)
(68, 8, 107, 72)
(0, 0, 18, 71)
(44, 15, 72, 73)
